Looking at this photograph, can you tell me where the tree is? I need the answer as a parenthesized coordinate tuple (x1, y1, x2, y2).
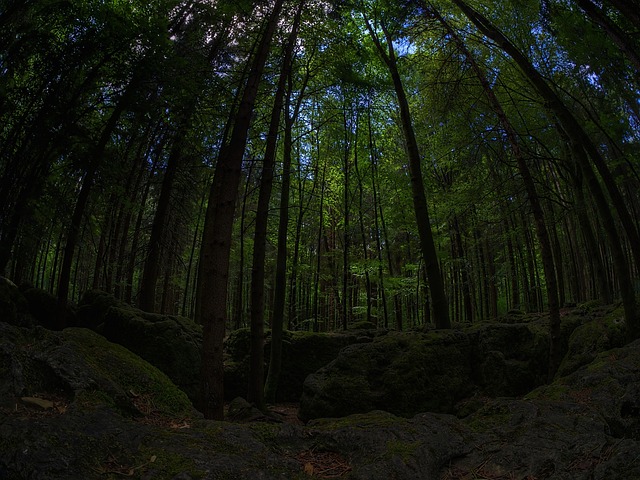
(197, 0, 285, 420)
(451, 0, 639, 340)
(363, 6, 451, 329)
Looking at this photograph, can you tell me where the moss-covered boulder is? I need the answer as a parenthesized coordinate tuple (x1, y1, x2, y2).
(299, 330, 476, 421)
(467, 322, 550, 396)
(556, 304, 627, 378)
(75, 289, 123, 329)
(101, 306, 203, 404)
(0, 321, 193, 417)
(20, 285, 70, 330)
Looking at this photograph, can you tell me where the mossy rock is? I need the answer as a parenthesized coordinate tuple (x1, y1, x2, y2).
(299, 330, 475, 421)
(0, 277, 32, 327)
(0, 322, 193, 417)
(101, 306, 203, 404)
(64, 327, 193, 416)
(556, 306, 627, 378)
(75, 289, 122, 329)
(468, 322, 550, 396)
(21, 286, 68, 330)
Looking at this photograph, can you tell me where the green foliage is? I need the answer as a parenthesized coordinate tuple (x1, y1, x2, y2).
(1, 0, 638, 334)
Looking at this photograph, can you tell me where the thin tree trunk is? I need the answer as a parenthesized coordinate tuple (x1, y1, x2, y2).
(248, 13, 294, 409)
(365, 16, 450, 329)
(197, 0, 283, 420)
(265, 5, 306, 400)
(342, 102, 352, 330)
(354, 117, 373, 324)
(313, 152, 328, 333)
(366, 101, 389, 328)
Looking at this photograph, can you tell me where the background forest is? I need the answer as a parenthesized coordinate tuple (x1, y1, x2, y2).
(1, 0, 639, 419)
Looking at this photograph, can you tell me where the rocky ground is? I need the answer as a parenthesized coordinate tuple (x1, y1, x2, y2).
(1, 279, 639, 479)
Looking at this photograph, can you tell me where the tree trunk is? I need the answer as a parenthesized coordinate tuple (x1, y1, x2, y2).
(365, 17, 450, 329)
(248, 10, 296, 408)
(196, 0, 283, 420)
(265, 5, 307, 400)
(138, 126, 185, 312)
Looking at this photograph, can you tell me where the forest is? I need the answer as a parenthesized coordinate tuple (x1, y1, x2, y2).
(1, 0, 640, 422)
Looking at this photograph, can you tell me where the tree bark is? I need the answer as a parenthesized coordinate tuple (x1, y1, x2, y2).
(249, 3, 301, 407)
(196, 0, 283, 420)
(365, 16, 450, 329)
(264, 4, 306, 401)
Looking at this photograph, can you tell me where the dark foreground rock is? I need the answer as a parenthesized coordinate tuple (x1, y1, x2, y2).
(2, 320, 639, 479)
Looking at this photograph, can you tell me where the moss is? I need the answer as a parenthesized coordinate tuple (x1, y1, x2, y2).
(309, 410, 406, 431)
(349, 320, 376, 330)
(556, 306, 626, 377)
(464, 402, 515, 433)
(385, 439, 421, 462)
(247, 422, 281, 444)
(64, 328, 193, 417)
(135, 447, 207, 479)
(524, 382, 570, 401)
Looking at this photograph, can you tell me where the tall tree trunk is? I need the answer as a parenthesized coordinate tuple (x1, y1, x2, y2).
(313, 154, 328, 332)
(368, 106, 389, 328)
(264, 5, 306, 401)
(365, 17, 450, 329)
(248, 10, 296, 408)
(196, 0, 283, 420)
(138, 126, 186, 312)
(354, 117, 373, 325)
(341, 101, 352, 330)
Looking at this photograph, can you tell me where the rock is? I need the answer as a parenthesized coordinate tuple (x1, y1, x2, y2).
(75, 289, 122, 330)
(101, 306, 203, 404)
(2, 320, 640, 480)
(299, 330, 476, 421)
(299, 316, 589, 422)
(468, 322, 550, 396)
(20, 286, 71, 330)
(307, 410, 473, 480)
(556, 305, 626, 377)
(0, 321, 193, 417)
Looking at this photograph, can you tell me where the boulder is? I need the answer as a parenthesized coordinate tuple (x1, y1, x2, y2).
(556, 304, 626, 377)
(467, 321, 550, 396)
(75, 289, 123, 330)
(101, 306, 203, 404)
(0, 321, 193, 417)
(299, 329, 476, 421)
(20, 286, 68, 330)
